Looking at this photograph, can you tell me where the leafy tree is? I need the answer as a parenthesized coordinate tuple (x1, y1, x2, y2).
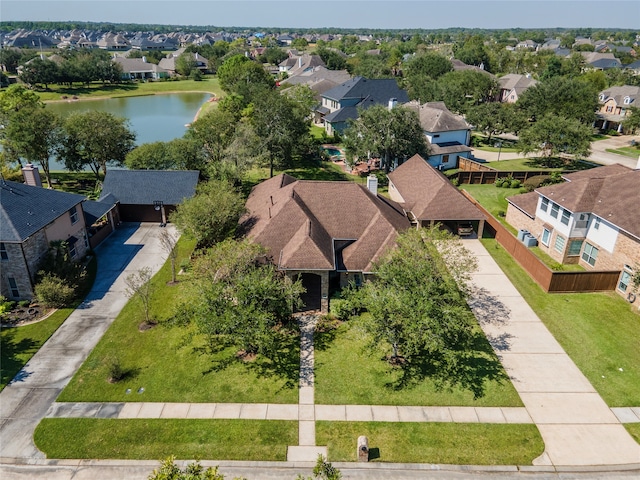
(0, 48, 26, 73)
(170, 179, 246, 249)
(517, 76, 598, 125)
(250, 89, 312, 177)
(175, 52, 198, 76)
(284, 84, 317, 119)
(348, 53, 392, 78)
(18, 57, 59, 89)
(353, 227, 494, 396)
(622, 106, 640, 134)
(291, 37, 309, 50)
(343, 104, 428, 172)
(125, 267, 154, 326)
(2, 106, 61, 187)
(216, 54, 274, 103)
(259, 47, 288, 66)
(186, 108, 238, 165)
(297, 455, 342, 480)
(580, 70, 608, 93)
(125, 138, 205, 171)
(405, 52, 453, 80)
(540, 56, 563, 80)
(518, 114, 592, 159)
(435, 70, 499, 114)
(466, 102, 514, 142)
(172, 239, 303, 357)
(60, 110, 136, 179)
(454, 35, 491, 71)
(316, 47, 347, 70)
(35, 274, 76, 308)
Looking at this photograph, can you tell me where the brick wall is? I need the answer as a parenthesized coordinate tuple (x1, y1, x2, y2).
(0, 231, 49, 300)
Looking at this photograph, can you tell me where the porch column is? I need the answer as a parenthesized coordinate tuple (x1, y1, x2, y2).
(477, 220, 485, 239)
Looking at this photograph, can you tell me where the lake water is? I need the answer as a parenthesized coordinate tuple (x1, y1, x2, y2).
(46, 92, 210, 171)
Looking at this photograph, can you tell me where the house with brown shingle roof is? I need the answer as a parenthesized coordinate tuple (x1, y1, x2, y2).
(388, 154, 486, 236)
(243, 174, 410, 312)
(506, 164, 640, 300)
(596, 85, 640, 133)
(497, 73, 537, 103)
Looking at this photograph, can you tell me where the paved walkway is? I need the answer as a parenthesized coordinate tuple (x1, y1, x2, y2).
(0, 223, 174, 460)
(464, 239, 640, 466)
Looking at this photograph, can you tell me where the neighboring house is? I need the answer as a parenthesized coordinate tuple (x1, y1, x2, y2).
(578, 52, 623, 70)
(595, 85, 640, 133)
(281, 65, 351, 103)
(405, 101, 473, 170)
(0, 179, 89, 300)
(450, 59, 495, 77)
(505, 164, 640, 299)
(516, 39, 539, 50)
(243, 173, 410, 312)
(158, 52, 210, 75)
(279, 53, 325, 76)
(277, 34, 294, 46)
(99, 170, 199, 223)
(97, 32, 130, 50)
(388, 154, 486, 236)
(497, 73, 537, 103)
(113, 57, 170, 80)
(318, 76, 409, 135)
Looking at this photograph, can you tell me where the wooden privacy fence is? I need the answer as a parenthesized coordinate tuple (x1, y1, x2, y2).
(455, 158, 571, 185)
(460, 190, 621, 293)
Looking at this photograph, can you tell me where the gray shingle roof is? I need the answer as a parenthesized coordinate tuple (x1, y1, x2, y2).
(83, 198, 116, 225)
(0, 181, 85, 242)
(321, 76, 409, 104)
(99, 170, 199, 206)
(405, 101, 470, 133)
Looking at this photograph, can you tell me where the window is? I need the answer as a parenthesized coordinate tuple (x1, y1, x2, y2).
(0, 243, 7, 261)
(442, 154, 449, 164)
(599, 94, 606, 101)
(433, 134, 440, 138)
(561, 209, 571, 226)
(618, 270, 632, 292)
(8, 278, 19, 298)
(606, 105, 613, 113)
(623, 96, 631, 105)
(594, 217, 601, 230)
(550, 203, 559, 219)
(69, 243, 77, 259)
(554, 235, 566, 252)
(69, 206, 78, 225)
(568, 240, 583, 256)
(542, 228, 551, 246)
(582, 242, 599, 266)
(540, 197, 549, 212)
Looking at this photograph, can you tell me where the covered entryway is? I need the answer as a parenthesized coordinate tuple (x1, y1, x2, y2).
(297, 273, 322, 312)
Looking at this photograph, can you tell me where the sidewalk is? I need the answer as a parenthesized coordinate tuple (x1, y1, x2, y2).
(464, 239, 640, 466)
(0, 223, 174, 459)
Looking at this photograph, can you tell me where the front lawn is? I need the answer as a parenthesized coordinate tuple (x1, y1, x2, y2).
(58, 237, 299, 404)
(317, 422, 544, 464)
(606, 146, 640, 159)
(459, 184, 519, 225)
(485, 157, 598, 172)
(34, 419, 296, 460)
(626, 424, 640, 444)
(481, 238, 640, 406)
(314, 316, 522, 407)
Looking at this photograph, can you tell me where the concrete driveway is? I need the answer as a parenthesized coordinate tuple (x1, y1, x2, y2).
(0, 223, 175, 459)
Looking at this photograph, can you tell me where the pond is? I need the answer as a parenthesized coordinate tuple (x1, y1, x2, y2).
(46, 92, 211, 171)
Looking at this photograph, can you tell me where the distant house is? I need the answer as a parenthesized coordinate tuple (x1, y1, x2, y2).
(405, 101, 473, 170)
(506, 164, 640, 300)
(388, 154, 485, 236)
(318, 76, 409, 135)
(243, 174, 410, 312)
(450, 59, 494, 77)
(99, 170, 200, 223)
(281, 66, 351, 103)
(97, 32, 130, 50)
(279, 53, 325, 76)
(277, 34, 294, 46)
(515, 39, 539, 50)
(159, 51, 210, 75)
(579, 52, 623, 70)
(0, 178, 89, 300)
(497, 73, 537, 103)
(595, 85, 640, 133)
(113, 57, 169, 80)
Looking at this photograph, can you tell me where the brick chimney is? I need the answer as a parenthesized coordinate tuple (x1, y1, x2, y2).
(22, 164, 42, 187)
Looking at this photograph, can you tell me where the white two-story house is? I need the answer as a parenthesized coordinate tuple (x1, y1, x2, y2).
(405, 101, 473, 170)
(506, 164, 640, 299)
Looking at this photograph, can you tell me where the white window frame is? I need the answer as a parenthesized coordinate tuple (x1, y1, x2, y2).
(594, 217, 601, 230)
(540, 197, 549, 212)
(554, 235, 566, 253)
(560, 209, 571, 226)
(541, 228, 551, 246)
(69, 206, 79, 225)
(618, 270, 632, 292)
(582, 242, 598, 267)
(550, 203, 559, 219)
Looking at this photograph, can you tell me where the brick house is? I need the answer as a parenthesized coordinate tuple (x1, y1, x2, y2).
(595, 85, 640, 133)
(242, 174, 410, 312)
(388, 154, 486, 236)
(506, 164, 640, 299)
(0, 180, 89, 300)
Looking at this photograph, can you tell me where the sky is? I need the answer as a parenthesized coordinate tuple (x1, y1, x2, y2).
(2, 0, 639, 30)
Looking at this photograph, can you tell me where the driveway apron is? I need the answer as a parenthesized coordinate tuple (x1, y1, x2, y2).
(0, 223, 174, 459)
(464, 239, 640, 466)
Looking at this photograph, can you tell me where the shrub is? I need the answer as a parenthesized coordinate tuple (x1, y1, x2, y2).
(494, 178, 505, 187)
(450, 177, 460, 187)
(34, 274, 75, 308)
(0, 295, 14, 316)
(330, 298, 353, 320)
(106, 356, 125, 382)
(523, 175, 550, 192)
(510, 179, 521, 188)
(18, 300, 31, 308)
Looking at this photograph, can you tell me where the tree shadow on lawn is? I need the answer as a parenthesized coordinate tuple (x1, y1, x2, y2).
(387, 330, 509, 400)
(523, 157, 596, 171)
(1, 328, 38, 388)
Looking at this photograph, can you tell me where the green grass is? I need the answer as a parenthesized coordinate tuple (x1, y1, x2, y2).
(626, 424, 640, 444)
(34, 419, 296, 460)
(37, 77, 222, 102)
(50, 171, 102, 198)
(59, 237, 299, 404)
(1, 307, 75, 390)
(459, 184, 518, 226)
(529, 247, 584, 272)
(317, 422, 544, 464)
(314, 316, 522, 407)
(483, 157, 598, 172)
(481, 238, 640, 406)
(606, 146, 640, 159)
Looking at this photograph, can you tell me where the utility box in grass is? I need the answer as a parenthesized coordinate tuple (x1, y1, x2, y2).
(357, 436, 369, 462)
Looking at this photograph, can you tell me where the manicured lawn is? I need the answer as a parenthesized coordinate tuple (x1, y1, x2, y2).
(481, 238, 640, 406)
(37, 77, 222, 102)
(317, 422, 544, 464)
(606, 146, 640, 159)
(314, 316, 522, 407)
(459, 184, 520, 226)
(626, 424, 640, 444)
(484, 157, 598, 172)
(1, 307, 75, 390)
(58, 237, 299, 404)
(34, 419, 296, 460)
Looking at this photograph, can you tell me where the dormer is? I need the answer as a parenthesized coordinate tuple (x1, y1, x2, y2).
(599, 93, 607, 102)
(623, 96, 632, 105)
